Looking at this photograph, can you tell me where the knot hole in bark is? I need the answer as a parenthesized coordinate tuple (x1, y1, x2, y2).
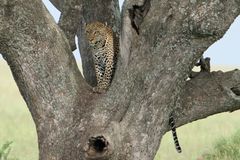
(84, 135, 110, 159)
(128, 0, 151, 34)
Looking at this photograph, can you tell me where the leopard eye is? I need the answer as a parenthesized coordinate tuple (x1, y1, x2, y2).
(94, 31, 100, 36)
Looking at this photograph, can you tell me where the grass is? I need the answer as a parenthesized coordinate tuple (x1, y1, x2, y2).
(0, 141, 18, 160)
(0, 60, 38, 160)
(0, 59, 239, 160)
(0, 141, 12, 159)
(155, 111, 240, 160)
(201, 130, 240, 160)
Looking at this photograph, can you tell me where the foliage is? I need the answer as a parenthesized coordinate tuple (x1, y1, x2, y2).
(0, 141, 17, 160)
(202, 130, 240, 160)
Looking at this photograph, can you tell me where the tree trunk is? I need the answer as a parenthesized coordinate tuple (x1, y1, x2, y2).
(1, 0, 240, 159)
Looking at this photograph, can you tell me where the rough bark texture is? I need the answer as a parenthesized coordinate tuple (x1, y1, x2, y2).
(0, 0, 240, 160)
(58, 0, 82, 51)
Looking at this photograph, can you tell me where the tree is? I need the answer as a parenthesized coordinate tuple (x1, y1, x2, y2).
(0, 0, 240, 159)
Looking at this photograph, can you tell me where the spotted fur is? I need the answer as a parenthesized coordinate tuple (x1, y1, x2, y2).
(86, 22, 118, 92)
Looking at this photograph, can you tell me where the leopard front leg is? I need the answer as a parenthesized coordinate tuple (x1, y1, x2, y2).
(96, 53, 116, 93)
(92, 63, 106, 93)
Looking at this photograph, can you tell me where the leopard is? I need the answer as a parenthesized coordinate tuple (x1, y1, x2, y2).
(85, 21, 118, 93)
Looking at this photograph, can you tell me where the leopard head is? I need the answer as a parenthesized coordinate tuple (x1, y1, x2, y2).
(86, 22, 108, 50)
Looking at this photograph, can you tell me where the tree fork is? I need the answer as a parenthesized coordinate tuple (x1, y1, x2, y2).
(0, 0, 240, 160)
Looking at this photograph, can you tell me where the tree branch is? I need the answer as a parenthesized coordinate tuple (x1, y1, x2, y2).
(58, 0, 82, 51)
(177, 69, 240, 128)
(0, 1, 92, 159)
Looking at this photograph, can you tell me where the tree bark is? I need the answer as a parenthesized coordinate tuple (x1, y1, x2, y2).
(0, 0, 240, 160)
